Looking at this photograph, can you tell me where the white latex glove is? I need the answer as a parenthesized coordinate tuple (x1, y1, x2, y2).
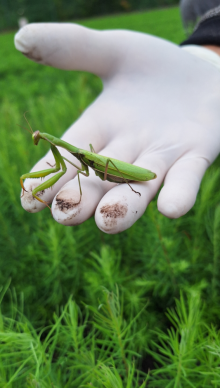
(14, 23, 220, 234)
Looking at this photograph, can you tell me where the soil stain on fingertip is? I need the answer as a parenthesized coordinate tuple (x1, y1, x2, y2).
(100, 202, 128, 230)
(55, 191, 81, 215)
(35, 189, 45, 198)
(22, 183, 45, 203)
(21, 184, 46, 213)
(23, 51, 43, 63)
(29, 184, 45, 197)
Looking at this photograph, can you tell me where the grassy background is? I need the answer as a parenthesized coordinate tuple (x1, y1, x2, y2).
(1, 7, 220, 387)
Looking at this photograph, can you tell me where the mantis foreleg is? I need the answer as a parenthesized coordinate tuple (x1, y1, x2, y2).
(104, 159, 141, 196)
(20, 144, 67, 210)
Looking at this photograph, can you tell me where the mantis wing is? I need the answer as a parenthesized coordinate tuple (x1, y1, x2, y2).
(80, 151, 156, 182)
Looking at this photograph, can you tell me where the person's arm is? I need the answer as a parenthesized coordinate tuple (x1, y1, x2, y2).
(204, 46, 220, 56)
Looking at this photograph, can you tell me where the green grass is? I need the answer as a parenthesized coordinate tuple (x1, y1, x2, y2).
(1, 6, 220, 387)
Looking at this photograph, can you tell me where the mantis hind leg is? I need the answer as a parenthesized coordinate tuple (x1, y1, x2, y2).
(20, 144, 67, 211)
(104, 159, 141, 197)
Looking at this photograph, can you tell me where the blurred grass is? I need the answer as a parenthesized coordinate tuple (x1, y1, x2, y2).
(1, 6, 220, 387)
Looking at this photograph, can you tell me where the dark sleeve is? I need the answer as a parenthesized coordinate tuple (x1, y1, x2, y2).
(180, 0, 220, 30)
(180, 5, 220, 47)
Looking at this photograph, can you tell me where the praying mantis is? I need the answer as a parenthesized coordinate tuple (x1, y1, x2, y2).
(20, 116, 157, 211)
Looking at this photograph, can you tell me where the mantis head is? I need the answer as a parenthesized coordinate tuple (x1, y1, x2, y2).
(32, 131, 41, 145)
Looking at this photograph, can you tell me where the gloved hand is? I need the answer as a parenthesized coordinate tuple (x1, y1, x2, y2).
(14, 23, 220, 234)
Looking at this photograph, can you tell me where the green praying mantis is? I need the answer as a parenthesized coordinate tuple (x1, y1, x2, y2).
(20, 115, 157, 211)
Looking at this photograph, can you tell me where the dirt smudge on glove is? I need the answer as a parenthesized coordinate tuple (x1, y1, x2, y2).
(21, 183, 45, 212)
(100, 201, 128, 231)
(55, 190, 81, 217)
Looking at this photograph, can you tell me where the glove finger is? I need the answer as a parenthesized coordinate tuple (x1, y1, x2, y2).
(14, 23, 123, 77)
(94, 154, 167, 234)
(157, 155, 209, 218)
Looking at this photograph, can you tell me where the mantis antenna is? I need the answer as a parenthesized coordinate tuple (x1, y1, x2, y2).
(17, 112, 34, 135)
(17, 124, 32, 134)
(23, 111, 33, 134)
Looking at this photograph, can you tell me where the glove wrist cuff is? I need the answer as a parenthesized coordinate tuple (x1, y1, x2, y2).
(181, 44, 220, 70)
